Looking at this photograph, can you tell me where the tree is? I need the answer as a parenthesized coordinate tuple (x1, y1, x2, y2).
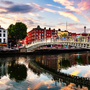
(61, 33, 67, 37)
(7, 22, 27, 43)
(59, 59, 70, 69)
(8, 63, 27, 82)
(75, 56, 84, 65)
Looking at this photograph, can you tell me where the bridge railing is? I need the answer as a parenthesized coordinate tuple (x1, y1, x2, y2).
(26, 37, 90, 48)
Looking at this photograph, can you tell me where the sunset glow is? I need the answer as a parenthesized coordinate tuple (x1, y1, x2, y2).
(0, 0, 90, 33)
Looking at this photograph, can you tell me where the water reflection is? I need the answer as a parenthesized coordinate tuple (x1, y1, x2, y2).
(8, 60, 27, 82)
(0, 52, 90, 90)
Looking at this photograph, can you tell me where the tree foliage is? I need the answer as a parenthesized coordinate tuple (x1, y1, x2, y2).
(59, 59, 70, 69)
(7, 22, 27, 40)
(75, 56, 84, 65)
(8, 62, 27, 82)
(61, 33, 67, 37)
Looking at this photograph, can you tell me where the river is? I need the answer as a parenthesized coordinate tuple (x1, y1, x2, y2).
(0, 51, 90, 90)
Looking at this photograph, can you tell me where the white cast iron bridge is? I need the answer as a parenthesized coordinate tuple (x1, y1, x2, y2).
(25, 38, 90, 52)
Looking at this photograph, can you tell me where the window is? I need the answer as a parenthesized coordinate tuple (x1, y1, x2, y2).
(3, 34, 5, 37)
(39, 30, 41, 32)
(42, 30, 44, 32)
(47, 34, 48, 36)
(42, 33, 43, 35)
(49, 34, 50, 36)
(39, 33, 41, 35)
(0, 33, 1, 37)
(3, 30, 5, 33)
(0, 39, 1, 43)
(36, 33, 38, 35)
(3, 39, 5, 43)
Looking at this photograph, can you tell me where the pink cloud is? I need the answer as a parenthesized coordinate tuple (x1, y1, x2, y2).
(32, 3, 44, 10)
(83, 15, 90, 22)
(78, 0, 90, 11)
(44, 8, 56, 13)
(53, 0, 82, 16)
(58, 11, 80, 22)
(53, 0, 74, 6)
(46, 4, 61, 9)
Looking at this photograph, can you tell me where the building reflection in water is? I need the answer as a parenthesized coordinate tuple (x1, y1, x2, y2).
(35, 55, 58, 71)
(28, 52, 90, 90)
(34, 52, 90, 72)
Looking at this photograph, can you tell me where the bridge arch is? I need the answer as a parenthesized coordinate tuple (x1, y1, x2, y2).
(26, 39, 90, 52)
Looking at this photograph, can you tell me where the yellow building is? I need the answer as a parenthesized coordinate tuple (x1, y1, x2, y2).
(57, 29, 68, 37)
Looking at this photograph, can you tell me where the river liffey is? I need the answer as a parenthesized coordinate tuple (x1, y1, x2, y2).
(0, 51, 90, 90)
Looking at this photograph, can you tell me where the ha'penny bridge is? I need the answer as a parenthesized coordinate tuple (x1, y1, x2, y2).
(29, 60, 90, 89)
(21, 37, 90, 52)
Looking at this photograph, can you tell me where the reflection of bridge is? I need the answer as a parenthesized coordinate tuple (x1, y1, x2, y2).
(29, 60, 90, 89)
(26, 38, 90, 52)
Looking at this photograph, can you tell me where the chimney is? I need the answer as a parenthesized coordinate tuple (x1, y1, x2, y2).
(44, 27, 46, 29)
(49, 28, 51, 30)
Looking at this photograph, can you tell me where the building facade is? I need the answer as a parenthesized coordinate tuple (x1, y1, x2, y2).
(0, 26, 7, 46)
(57, 29, 68, 37)
(23, 25, 57, 44)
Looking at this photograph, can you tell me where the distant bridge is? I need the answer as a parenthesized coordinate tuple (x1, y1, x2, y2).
(25, 38, 90, 52)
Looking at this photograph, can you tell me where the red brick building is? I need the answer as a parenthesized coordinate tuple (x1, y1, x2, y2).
(23, 25, 57, 44)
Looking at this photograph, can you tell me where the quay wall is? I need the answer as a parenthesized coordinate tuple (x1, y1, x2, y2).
(0, 48, 90, 56)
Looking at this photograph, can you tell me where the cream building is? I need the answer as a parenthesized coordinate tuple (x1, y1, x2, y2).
(57, 29, 68, 37)
(0, 26, 8, 46)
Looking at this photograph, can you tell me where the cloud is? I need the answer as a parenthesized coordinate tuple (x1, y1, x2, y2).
(44, 8, 56, 13)
(65, 5, 81, 14)
(78, 0, 90, 11)
(0, 0, 14, 5)
(29, 13, 39, 16)
(0, 16, 12, 20)
(67, 23, 84, 26)
(6, 4, 34, 13)
(82, 14, 90, 22)
(0, 6, 7, 12)
(58, 11, 80, 22)
(46, 4, 61, 9)
(56, 24, 65, 28)
(53, 0, 74, 6)
(53, 0, 82, 14)
(32, 3, 44, 10)
(44, 8, 80, 22)
(0, 3, 44, 14)
(53, 0, 90, 22)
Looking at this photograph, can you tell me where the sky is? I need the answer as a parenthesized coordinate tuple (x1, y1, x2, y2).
(0, 0, 90, 33)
